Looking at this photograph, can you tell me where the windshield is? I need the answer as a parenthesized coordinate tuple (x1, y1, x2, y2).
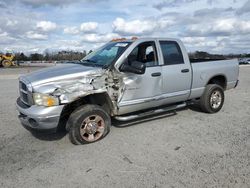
(80, 42, 131, 67)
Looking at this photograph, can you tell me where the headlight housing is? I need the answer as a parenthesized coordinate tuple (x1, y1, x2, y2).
(33, 93, 59, 107)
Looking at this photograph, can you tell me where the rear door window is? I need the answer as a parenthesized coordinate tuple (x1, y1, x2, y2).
(159, 41, 184, 65)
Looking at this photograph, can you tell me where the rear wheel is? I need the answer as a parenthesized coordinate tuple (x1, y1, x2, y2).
(199, 84, 224, 113)
(67, 105, 111, 145)
(2, 60, 12, 68)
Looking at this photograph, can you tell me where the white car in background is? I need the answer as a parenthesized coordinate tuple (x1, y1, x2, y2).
(239, 58, 250, 65)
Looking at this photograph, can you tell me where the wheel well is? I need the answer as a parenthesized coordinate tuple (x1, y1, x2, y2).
(57, 93, 113, 132)
(207, 75, 227, 90)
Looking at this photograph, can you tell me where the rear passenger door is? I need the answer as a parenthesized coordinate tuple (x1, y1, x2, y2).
(159, 40, 192, 103)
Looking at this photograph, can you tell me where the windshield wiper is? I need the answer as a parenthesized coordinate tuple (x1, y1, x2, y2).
(78, 59, 99, 67)
(81, 59, 107, 68)
(82, 59, 97, 64)
(102, 63, 110, 69)
(80, 59, 109, 68)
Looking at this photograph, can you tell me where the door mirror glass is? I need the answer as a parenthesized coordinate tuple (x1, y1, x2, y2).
(119, 59, 146, 74)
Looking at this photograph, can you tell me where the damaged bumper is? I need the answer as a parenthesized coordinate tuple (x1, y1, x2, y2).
(16, 97, 64, 133)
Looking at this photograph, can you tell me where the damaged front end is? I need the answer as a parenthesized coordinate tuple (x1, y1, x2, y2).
(31, 68, 124, 115)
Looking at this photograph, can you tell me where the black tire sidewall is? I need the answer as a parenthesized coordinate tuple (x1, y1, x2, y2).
(200, 84, 225, 113)
(68, 105, 111, 144)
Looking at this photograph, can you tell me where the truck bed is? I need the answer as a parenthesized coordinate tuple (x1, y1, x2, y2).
(190, 58, 227, 63)
(189, 59, 239, 99)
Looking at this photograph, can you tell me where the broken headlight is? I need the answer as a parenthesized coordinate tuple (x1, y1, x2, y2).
(33, 93, 59, 107)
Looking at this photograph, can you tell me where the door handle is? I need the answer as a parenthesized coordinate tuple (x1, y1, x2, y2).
(151, 72, 161, 77)
(181, 69, 189, 73)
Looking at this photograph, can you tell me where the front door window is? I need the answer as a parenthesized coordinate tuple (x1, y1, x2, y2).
(128, 41, 158, 67)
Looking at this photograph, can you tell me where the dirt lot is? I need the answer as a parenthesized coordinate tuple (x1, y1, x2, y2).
(0, 66, 249, 188)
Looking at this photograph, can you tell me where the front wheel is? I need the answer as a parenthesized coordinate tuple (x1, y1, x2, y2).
(2, 60, 12, 68)
(199, 84, 225, 113)
(67, 105, 111, 145)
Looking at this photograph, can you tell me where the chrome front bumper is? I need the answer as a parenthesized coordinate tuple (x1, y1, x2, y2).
(16, 97, 64, 132)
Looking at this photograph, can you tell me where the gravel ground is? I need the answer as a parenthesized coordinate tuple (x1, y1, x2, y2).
(0, 66, 249, 188)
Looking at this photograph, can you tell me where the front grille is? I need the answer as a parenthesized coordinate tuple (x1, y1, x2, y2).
(19, 80, 32, 106)
(21, 92, 28, 102)
(20, 82, 27, 91)
(17, 97, 29, 109)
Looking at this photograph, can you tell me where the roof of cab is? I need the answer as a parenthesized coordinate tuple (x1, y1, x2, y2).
(110, 37, 181, 43)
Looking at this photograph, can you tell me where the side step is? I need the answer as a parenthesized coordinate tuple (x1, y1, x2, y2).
(114, 102, 187, 121)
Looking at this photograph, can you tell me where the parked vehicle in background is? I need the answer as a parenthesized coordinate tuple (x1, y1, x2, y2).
(0, 53, 16, 68)
(16, 37, 239, 144)
(239, 58, 250, 65)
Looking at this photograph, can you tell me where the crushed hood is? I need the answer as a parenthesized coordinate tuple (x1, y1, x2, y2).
(21, 63, 104, 86)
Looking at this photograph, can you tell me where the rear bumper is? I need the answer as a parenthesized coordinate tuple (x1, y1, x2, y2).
(234, 80, 239, 88)
(16, 97, 64, 133)
(226, 80, 239, 90)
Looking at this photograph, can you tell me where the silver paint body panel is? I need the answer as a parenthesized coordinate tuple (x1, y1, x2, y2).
(16, 38, 239, 130)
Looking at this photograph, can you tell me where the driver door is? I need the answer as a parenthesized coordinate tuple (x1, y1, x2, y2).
(117, 41, 163, 115)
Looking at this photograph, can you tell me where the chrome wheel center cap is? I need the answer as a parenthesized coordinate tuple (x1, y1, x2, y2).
(86, 122, 97, 134)
(210, 91, 222, 109)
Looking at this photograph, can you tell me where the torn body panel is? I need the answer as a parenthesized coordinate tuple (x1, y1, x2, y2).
(30, 66, 125, 116)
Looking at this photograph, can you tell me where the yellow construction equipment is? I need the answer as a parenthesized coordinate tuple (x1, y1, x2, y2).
(0, 53, 16, 68)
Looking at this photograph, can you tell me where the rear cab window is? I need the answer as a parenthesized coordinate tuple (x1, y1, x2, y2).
(159, 41, 184, 65)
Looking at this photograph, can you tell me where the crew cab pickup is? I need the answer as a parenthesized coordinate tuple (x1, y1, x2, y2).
(16, 38, 239, 144)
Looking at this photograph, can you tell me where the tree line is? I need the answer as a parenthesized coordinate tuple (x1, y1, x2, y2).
(13, 50, 93, 62)
(9, 50, 250, 62)
(189, 51, 250, 60)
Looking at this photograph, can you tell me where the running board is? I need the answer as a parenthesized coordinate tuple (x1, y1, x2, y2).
(114, 102, 187, 121)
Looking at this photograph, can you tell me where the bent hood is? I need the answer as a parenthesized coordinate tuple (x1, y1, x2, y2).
(21, 63, 104, 86)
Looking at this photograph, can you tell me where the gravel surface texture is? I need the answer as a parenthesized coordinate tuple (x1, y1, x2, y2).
(0, 66, 249, 188)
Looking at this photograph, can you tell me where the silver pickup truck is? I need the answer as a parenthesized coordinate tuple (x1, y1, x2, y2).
(16, 38, 239, 144)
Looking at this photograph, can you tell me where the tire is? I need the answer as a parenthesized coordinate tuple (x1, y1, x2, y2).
(200, 84, 224, 113)
(67, 105, 111, 145)
(2, 60, 12, 68)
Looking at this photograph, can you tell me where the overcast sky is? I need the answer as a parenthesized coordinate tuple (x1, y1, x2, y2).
(0, 0, 249, 54)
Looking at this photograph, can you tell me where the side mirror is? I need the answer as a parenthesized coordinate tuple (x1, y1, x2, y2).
(119, 59, 146, 75)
